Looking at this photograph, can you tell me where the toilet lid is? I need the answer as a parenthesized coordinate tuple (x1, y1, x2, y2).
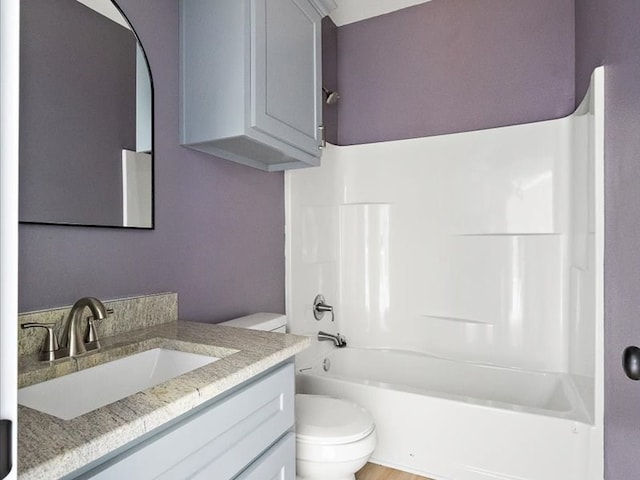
(295, 394, 375, 445)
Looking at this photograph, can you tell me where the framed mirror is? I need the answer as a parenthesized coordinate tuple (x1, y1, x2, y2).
(19, 0, 154, 228)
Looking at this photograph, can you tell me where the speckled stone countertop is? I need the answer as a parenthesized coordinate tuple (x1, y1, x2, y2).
(18, 321, 310, 480)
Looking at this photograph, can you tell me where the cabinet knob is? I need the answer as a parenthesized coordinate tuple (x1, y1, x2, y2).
(318, 125, 326, 150)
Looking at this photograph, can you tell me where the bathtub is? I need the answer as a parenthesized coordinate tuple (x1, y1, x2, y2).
(296, 347, 597, 480)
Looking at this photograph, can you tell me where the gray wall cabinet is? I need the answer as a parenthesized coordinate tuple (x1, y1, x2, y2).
(69, 363, 295, 479)
(181, 0, 332, 172)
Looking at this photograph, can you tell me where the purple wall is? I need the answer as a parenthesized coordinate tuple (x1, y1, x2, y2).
(336, 0, 575, 146)
(18, 0, 285, 322)
(575, 1, 640, 478)
(322, 17, 338, 145)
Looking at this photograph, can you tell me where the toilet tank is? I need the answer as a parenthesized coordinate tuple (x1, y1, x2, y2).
(219, 313, 287, 333)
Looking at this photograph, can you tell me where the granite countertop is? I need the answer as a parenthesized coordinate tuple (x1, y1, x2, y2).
(18, 321, 310, 480)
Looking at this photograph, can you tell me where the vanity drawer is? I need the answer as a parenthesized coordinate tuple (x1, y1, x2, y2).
(80, 363, 294, 480)
(234, 432, 295, 480)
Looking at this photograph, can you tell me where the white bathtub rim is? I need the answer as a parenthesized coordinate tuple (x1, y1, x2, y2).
(298, 371, 590, 425)
(296, 345, 592, 425)
(298, 341, 588, 378)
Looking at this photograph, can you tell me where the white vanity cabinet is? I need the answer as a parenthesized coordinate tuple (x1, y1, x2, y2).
(73, 363, 295, 479)
(180, 0, 334, 172)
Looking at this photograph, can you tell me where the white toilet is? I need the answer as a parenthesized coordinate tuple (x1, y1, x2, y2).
(220, 313, 377, 480)
(295, 393, 376, 480)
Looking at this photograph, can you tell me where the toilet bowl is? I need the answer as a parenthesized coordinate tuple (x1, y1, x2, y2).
(295, 394, 376, 480)
(219, 313, 377, 480)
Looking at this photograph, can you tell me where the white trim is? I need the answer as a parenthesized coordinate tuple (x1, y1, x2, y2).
(0, 0, 20, 478)
(591, 65, 605, 480)
(308, 0, 337, 17)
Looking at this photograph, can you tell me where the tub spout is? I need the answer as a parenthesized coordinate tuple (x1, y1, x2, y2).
(317, 331, 347, 348)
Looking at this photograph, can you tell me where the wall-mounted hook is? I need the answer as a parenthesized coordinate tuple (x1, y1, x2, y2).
(313, 294, 334, 321)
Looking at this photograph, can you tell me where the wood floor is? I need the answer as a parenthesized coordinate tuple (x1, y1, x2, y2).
(355, 463, 434, 480)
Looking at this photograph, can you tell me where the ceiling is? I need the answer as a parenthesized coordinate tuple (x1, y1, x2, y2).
(329, 0, 433, 26)
(78, 0, 430, 30)
(76, 0, 431, 33)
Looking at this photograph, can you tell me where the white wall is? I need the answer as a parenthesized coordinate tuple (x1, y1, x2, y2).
(286, 76, 600, 382)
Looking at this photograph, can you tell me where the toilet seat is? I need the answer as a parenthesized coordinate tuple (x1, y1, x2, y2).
(295, 394, 375, 445)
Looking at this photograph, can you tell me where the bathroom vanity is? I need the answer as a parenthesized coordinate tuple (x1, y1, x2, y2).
(17, 316, 309, 479)
(78, 363, 295, 479)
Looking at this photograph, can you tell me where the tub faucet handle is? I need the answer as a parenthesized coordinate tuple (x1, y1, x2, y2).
(313, 294, 334, 321)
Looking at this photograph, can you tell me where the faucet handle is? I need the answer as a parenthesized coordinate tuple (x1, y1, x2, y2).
(21, 322, 67, 362)
(313, 294, 335, 321)
(84, 308, 114, 351)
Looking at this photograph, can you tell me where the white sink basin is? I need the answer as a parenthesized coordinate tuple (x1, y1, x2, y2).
(19, 348, 218, 420)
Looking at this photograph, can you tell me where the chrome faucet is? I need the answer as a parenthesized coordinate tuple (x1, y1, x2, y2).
(60, 297, 108, 357)
(317, 331, 347, 348)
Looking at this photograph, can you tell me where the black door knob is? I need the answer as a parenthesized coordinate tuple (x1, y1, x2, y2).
(623, 346, 640, 380)
(0, 419, 11, 479)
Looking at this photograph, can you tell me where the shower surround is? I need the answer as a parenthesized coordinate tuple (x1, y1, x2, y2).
(286, 69, 604, 479)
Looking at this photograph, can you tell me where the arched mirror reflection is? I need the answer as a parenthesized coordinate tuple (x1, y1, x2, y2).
(19, 0, 154, 228)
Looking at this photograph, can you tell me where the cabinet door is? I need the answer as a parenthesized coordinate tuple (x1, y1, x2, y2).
(251, 0, 322, 157)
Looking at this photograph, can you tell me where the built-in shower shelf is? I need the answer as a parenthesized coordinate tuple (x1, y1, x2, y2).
(306, 260, 337, 265)
(340, 202, 392, 206)
(451, 233, 562, 237)
(421, 314, 493, 325)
